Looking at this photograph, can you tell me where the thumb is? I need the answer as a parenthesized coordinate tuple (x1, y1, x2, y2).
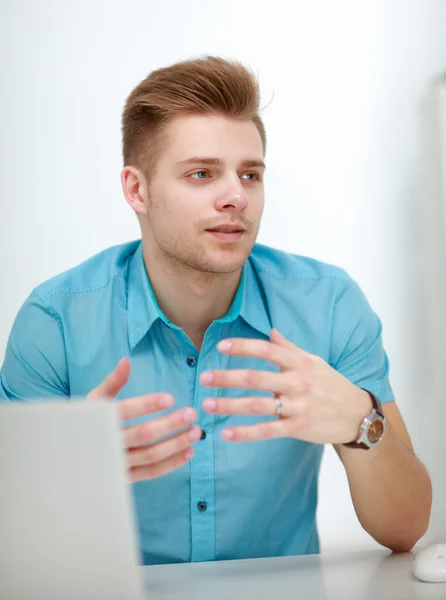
(87, 358, 131, 402)
(270, 328, 295, 349)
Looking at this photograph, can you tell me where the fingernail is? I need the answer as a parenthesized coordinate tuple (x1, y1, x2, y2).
(217, 340, 232, 352)
(201, 371, 213, 384)
(183, 408, 197, 423)
(158, 394, 174, 409)
(203, 398, 216, 412)
(185, 448, 195, 460)
(188, 426, 202, 441)
(222, 429, 234, 440)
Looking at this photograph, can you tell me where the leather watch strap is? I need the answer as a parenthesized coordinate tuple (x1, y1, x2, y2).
(343, 440, 370, 449)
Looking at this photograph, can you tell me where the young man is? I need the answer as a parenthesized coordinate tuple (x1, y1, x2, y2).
(0, 56, 431, 565)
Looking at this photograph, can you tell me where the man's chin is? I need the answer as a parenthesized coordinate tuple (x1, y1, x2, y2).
(209, 246, 254, 271)
(197, 260, 246, 275)
(191, 252, 249, 275)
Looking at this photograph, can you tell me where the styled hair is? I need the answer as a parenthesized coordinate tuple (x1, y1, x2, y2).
(121, 56, 266, 181)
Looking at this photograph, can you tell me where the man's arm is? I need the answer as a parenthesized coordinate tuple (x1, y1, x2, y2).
(333, 401, 432, 552)
(0, 291, 69, 400)
(200, 275, 433, 552)
(329, 277, 432, 552)
(1, 292, 201, 481)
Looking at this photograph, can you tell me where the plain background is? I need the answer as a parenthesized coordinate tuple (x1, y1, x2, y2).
(1, 0, 446, 552)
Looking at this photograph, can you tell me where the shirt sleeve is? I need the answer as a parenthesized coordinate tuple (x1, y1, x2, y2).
(0, 291, 69, 401)
(329, 277, 395, 404)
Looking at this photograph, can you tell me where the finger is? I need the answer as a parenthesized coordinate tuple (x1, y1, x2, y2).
(216, 337, 296, 370)
(200, 369, 292, 394)
(203, 395, 280, 417)
(270, 330, 315, 371)
(270, 328, 296, 350)
(220, 420, 292, 442)
(119, 392, 175, 422)
(129, 447, 195, 483)
(87, 358, 131, 401)
(122, 407, 198, 449)
(127, 425, 202, 468)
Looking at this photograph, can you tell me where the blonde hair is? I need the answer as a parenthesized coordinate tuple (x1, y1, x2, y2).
(121, 56, 266, 181)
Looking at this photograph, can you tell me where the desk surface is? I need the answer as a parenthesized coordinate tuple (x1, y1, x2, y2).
(141, 547, 446, 600)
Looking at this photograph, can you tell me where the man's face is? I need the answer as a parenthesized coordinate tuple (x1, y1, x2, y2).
(142, 113, 265, 274)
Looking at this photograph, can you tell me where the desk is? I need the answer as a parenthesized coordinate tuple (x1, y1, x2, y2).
(141, 548, 446, 599)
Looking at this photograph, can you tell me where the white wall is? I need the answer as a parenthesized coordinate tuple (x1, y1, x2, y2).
(1, 0, 446, 552)
(419, 78, 446, 544)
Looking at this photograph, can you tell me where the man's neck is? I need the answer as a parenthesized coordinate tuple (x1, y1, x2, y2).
(142, 245, 242, 350)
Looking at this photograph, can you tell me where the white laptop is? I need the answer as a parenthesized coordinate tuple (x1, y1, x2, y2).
(0, 401, 147, 600)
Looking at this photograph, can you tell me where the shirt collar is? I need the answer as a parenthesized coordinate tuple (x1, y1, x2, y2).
(207, 259, 272, 338)
(127, 243, 271, 350)
(237, 256, 272, 337)
(127, 243, 163, 350)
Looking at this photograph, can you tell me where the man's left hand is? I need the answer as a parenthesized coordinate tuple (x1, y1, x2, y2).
(200, 329, 372, 443)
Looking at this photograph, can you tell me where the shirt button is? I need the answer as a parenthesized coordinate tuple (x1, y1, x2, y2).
(197, 501, 207, 512)
(200, 429, 206, 440)
(186, 356, 196, 367)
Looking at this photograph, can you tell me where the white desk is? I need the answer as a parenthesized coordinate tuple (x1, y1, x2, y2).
(141, 548, 446, 599)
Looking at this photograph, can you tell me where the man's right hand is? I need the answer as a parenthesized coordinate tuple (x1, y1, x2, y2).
(87, 358, 200, 483)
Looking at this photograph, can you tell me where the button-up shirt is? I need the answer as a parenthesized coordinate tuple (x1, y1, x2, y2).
(0, 241, 394, 565)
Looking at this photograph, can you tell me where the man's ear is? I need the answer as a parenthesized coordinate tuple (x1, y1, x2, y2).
(121, 166, 149, 216)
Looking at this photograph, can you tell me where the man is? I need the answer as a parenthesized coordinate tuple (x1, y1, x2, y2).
(0, 56, 431, 565)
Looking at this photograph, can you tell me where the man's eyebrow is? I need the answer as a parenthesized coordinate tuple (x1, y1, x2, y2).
(241, 159, 266, 169)
(176, 157, 266, 169)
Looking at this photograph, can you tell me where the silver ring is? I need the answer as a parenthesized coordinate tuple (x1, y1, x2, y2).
(275, 397, 283, 417)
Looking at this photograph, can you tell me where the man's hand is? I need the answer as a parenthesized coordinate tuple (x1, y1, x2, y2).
(87, 358, 200, 482)
(201, 329, 372, 444)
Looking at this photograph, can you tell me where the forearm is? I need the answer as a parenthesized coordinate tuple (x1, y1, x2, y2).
(334, 423, 432, 552)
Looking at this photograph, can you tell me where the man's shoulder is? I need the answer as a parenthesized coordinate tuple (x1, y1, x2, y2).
(33, 240, 141, 303)
(249, 243, 351, 284)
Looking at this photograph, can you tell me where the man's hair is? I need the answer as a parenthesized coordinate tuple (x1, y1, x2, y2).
(121, 56, 266, 181)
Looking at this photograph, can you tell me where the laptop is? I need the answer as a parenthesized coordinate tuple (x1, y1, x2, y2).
(0, 401, 147, 600)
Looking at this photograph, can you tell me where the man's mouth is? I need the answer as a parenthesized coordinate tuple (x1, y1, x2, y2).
(206, 226, 246, 241)
(208, 228, 244, 233)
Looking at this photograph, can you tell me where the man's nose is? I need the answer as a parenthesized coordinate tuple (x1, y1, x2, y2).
(214, 175, 248, 211)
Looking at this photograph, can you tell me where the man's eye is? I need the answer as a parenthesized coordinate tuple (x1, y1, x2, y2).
(191, 171, 209, 179)
(241, 173, 259, 181)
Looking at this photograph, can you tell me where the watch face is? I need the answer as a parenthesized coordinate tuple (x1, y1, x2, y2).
(367, 419, 384, 444)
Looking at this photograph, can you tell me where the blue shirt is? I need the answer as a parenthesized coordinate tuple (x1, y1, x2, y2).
(0, 241, 394, 565)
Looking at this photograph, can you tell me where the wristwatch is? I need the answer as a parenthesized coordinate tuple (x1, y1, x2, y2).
(343, 389, 386, 449)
